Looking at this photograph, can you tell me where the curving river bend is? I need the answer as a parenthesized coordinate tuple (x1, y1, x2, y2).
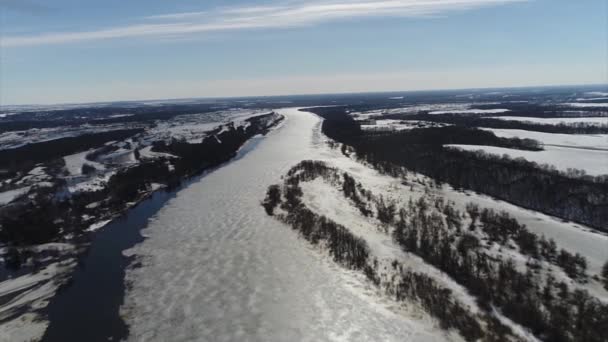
(43, 108, 444, 342)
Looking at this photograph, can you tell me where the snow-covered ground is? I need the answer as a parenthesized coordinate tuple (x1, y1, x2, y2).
(0, 187, 30, 205)
(429, 108, 509, 115)
(565, 102, 608, 108)
(63, 150, 106, 176)
(482, 128, 608, 150)
(360, 119, 447, 131)
(446, 144, 608, 176)
(121, 108, 457, 342)
(489, 116, 608, 126)
(350, 103, 499, 117)
(0, 244, 77, 342)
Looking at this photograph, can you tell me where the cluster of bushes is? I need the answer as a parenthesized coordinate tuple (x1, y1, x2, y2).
(265, 163, 369, 270)
(392, 268, 486, 341)
(341, 173, 373, 216)
(473, 206, 589, 280)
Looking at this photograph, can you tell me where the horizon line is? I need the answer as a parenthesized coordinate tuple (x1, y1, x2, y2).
(2, 82, 607, 109)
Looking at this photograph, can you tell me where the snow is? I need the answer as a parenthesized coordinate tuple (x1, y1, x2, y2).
(299, 178, 481, 316)
(434, 182, 608, 275)
(0, 187, 30, 205)
(63, 150, 105, 176)
(446, 144, 608, 176)
(121, 108, 457, 342)
(138, 146, 176, 160)
(576, 97, 608, 102)
(0, 246, 76, 342)
(565, 102, 608, 108)
(352, 103, 471, 117)
(360, 120, 448, 131)
(585, 92, 608, 97)
(0, 125, 136, 151)
(489, 116, 608, 126)
(108, 114, 134, 118)
(429, 109, 510, 115)
(87, 219, 112, 232)
(483, 128, 608, 150)
(67, 170, 116, 193)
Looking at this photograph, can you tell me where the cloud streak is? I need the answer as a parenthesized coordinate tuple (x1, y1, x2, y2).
(2, 0, 525, 47)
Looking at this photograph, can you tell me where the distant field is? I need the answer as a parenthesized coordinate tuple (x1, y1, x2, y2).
(483, 128, 608, 149)
(447, 144, 608, 176)
(490, 116, 608, 125)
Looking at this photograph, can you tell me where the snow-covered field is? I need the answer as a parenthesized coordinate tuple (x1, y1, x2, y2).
(483, 128, 608, 150)
(0, 187, 30, 205)
(360, 119, 447, 131)
(350, 103, 503, 117)
(121, 108, 456, 342)
(446, 144, 608, 176)
(64, 150, 106, 176)
(489, 116, 608, 126)
(428, 108, 509, 115)
(565, 102, 608, 108)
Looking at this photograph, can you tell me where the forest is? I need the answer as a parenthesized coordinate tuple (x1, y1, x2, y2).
(305, 107, 608, 232)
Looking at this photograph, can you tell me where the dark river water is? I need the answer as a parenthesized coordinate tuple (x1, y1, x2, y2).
(41, 137, 264, 342)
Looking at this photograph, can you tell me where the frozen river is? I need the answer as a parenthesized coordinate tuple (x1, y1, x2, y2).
(120, 108, 447, 341)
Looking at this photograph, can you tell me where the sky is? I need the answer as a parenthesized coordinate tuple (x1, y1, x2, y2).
(0, 0, 606, 105)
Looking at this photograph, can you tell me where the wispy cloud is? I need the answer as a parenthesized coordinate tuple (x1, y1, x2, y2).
(2, 0, 526, 47)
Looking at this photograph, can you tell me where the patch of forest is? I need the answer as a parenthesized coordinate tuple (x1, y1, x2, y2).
(0, 129, 143, 175)
(152, 113, 281, 176)
(304, 106, 608, 232)
(0, 113, 283, 252)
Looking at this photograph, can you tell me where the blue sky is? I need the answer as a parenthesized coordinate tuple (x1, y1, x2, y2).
(1, 0, 606, 105)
